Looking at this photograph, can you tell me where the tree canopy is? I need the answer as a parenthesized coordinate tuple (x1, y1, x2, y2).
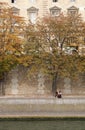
(24, 13, 85, 94)
(0, 2, 25, 79)
(0, 2, 85, 95)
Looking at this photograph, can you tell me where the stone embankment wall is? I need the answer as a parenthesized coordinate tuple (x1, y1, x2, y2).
(4, 66, 52, 96)
(0, 66, 85, 96)
(0, 98, 85, 117)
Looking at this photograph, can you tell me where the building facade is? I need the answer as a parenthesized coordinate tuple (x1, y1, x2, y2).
(1, 0, 85, 23)
(0, 0, 85, 96)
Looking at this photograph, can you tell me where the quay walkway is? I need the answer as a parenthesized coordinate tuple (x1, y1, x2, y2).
(0, 96, 85, 118)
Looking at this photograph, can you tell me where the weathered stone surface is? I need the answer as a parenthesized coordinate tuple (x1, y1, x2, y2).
(63, 78, 72, 94)
(1, 66, 85, 96)
(0, 98, 85, 117)
(4, 66, 52, 96)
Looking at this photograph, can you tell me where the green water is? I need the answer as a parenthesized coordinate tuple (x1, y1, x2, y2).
(0, 119, 85, 130)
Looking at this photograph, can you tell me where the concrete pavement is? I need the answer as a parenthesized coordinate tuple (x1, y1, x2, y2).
(0, 96, 85, 117)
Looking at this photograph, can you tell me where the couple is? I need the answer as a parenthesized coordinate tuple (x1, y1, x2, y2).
(55, 90, 62, 98)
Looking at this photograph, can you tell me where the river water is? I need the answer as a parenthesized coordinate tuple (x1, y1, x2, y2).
(0, 119, 85, 130)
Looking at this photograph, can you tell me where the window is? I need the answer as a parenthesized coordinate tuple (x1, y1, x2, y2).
(67, 6, 78, 15)
(27, 7, 38, 23)
(29, 0, 36, 3)
(50, 6, 61, 16)
(53, 0, 58, 2)
(11, 0, 16, 3)
(70, 0, 75, 2)
(29, 12, 37, 23)
(51, 10, 60, 16)
(11, 7, 20, 15)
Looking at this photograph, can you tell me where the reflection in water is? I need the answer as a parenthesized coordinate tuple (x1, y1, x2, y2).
(0, 119, 85, 130)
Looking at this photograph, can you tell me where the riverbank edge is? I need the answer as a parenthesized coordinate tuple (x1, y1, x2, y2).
(0, 116, 85, 121)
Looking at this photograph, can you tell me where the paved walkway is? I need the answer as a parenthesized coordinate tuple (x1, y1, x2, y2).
(0, 96, 85, 118)
(0, 97, 85, 104)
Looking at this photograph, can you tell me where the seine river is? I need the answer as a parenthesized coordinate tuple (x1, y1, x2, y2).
(0, 118, 85, 130)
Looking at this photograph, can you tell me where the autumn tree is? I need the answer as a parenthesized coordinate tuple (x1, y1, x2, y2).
(24, 13, 85, 95)
(0, 2, 25, 80)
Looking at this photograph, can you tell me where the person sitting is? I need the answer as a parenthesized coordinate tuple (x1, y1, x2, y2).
(57, 90, 62, 98)
(55, 91, 58, 97)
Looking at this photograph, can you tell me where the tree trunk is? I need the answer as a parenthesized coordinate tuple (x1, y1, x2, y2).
(0, 72, 6, 96)
(52, 73, 58, 96)
(0, 81, 5, 95)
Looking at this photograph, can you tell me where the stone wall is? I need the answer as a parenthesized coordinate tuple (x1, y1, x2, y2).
(4, 66, 52, 97)
(1, 66, 85, 97)
(57, 76, 85, 96)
